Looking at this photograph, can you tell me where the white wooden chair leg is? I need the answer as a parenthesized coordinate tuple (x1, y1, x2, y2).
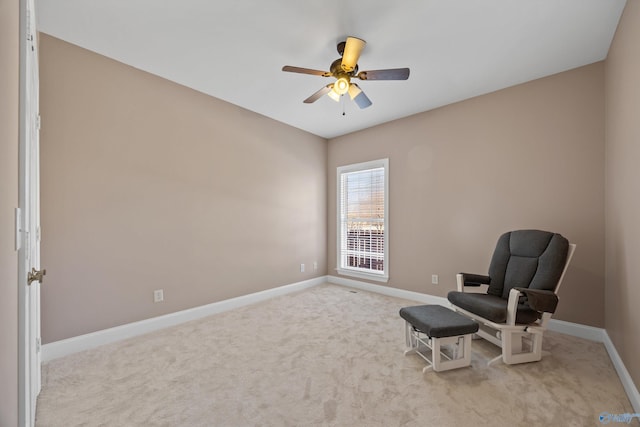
(501, 330, 544, 365)
(404, 321, 419, 356)
(405, 321, 412, 347)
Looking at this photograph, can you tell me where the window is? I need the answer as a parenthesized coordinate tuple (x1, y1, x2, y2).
(337, 159, 388, 282)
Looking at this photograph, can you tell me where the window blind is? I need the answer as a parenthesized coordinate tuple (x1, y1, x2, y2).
(337, 160, 387, 280)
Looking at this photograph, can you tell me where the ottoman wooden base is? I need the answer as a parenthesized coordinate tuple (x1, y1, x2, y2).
(399, 305, 479, 373)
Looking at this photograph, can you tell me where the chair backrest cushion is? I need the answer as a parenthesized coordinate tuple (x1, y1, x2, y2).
(487, 230, 569, 299)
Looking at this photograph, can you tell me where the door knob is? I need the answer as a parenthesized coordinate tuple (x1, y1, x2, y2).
(27, 268, 46, 285)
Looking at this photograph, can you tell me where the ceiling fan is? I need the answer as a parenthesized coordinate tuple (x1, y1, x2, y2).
(282, 36, 410, 109)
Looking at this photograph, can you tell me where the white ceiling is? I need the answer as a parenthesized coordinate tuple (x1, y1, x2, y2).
(36, 0, 626, 139)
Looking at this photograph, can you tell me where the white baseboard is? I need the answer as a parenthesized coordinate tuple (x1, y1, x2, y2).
(602, 331, 640, 413)
(327, 275, 448, 305)
(42, 276, 327, 362)
(328, 274, 639, 412)
(546, 318, 606, 342)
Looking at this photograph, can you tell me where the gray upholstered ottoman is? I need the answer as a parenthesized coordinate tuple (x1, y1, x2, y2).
(399, 305, 479, 372)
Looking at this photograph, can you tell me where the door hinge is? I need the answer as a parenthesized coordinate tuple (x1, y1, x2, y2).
(15, 208, 21, 251)
(36, 337, 41, 353)
(25, 231, 30, 261)
(36, 226, 41, 242)
(36, 114, 41, 130)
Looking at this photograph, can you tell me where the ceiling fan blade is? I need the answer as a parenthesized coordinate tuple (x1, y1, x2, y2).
(341, 36, 366, 73)
(303, 85, 333, 103)
(282, 66, 331, 77)
(357, 68, 410, 81)
(348, 83, 372, 109)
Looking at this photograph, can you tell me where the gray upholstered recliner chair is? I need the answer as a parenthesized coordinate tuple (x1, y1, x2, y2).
(447, 230, 576, 365)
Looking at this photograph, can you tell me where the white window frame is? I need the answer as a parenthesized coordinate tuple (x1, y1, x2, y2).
(336, 158, 389, 282)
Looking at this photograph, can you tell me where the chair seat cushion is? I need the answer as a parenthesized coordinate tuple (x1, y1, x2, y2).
(399, 305, 479, 338)
(447, 292, 539, 324)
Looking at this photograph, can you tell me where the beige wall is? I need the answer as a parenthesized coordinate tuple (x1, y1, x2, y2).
(0, 0, 20, 424)
(39, 35, 327, 343)
(329, 63, 605, 327)
(605, 0, 640, 390)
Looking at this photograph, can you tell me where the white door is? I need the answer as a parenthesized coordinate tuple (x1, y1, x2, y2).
(19, 0, 42, 425)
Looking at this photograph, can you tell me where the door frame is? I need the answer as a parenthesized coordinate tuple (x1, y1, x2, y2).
(18, 0, 41, 425)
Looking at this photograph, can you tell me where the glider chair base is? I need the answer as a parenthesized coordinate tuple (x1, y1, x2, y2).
(452, 306, 547, 366)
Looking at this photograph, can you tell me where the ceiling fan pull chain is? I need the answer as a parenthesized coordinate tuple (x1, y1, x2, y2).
(342, 94, 346, 116)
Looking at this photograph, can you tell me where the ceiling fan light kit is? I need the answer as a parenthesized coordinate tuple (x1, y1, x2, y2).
(327, 86, 341, 102)
(348, 83, 361, 100)
(333, 77, 350, 95)
(282, 36, 409, 110)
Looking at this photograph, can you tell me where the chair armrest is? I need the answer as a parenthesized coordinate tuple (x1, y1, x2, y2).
(515, 288, 559, 314)
(456, 273, 490, 292)
(506, 288, 521, 325)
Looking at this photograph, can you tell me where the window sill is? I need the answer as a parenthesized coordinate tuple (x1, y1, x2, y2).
(336, 268, 389, 283)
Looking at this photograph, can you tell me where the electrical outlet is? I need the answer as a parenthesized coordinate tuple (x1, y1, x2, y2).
(431, 275, 439, 285)
(300, 263, 305, 273)
(313, 261, 318, 271)
(153, 289, 164, 303)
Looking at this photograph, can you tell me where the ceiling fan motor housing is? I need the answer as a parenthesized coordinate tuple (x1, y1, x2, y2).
(330, 58, 357, 78)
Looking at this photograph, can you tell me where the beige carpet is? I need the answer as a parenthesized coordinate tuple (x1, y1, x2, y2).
(36, 284, 635, 426)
